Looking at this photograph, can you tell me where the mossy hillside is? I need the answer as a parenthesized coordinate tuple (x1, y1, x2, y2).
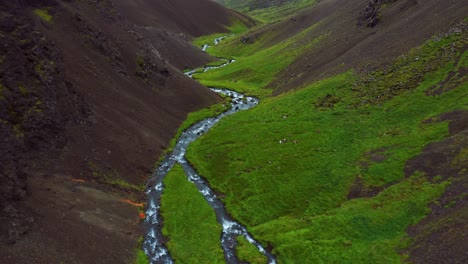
(185, 31, 467, 262)
(187, 70, 464, 224)
(197, 19, 323, 59)
(193, 23, 327, 98)
(255, 175, 448, 263)
(161, 164, 224, 264)
(247, 0, 318, 23)
(192, 18, 251, 49)
(218, 0, 317, 23)
(228, 18, 251, 34)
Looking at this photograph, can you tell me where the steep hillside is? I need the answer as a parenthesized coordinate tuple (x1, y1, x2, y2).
(201, 0, 467, 95)
(0, 0, 253, 263)
(163, 0, 467, 263)
(216, 0, 318, 22)
(114, 0, 254, 37)
(217, 0, 297, 10)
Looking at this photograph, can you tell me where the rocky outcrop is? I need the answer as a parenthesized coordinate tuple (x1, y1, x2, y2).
(359, 0, 400, 27)
(0, 3, 87, 244)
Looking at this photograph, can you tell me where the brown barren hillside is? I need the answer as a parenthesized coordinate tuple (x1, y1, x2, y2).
(0, 0, 253, 263)
(113, 0, 255, 37)
(233, 0, 467, 94)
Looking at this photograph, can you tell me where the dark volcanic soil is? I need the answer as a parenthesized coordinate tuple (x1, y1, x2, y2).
(0, 0, 252, 263)
(232, 0, 467, 94)
(403, 111, 468, 264)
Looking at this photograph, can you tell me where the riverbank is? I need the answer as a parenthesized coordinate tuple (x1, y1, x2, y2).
(143, 39, 275, 261)
(185, 18, 468, 264)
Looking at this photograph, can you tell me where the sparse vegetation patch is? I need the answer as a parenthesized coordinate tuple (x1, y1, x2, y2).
(34, 9, 53, 23)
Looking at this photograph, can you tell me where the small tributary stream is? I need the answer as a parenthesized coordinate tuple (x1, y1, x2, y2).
(143, 37, 276, 264)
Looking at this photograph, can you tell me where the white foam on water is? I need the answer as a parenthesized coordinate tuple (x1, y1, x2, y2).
(144, 37, 275, 264)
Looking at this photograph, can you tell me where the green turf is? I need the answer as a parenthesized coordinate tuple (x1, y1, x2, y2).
(192, 18, 251, 48)
(217, 0, 318, 23)
(164, 99, 230, 155)
(34, 9, 53, 22)
(134, 248, 149, 264)
(184, 29, 467, 263)
(161, 164, 224, 264)
(236, 236, 268, 263)
(247, 0, 318, 23)
(192, 22, 327, 98)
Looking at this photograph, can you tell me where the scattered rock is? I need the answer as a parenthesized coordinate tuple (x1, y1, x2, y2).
(358, 0, 399, 27)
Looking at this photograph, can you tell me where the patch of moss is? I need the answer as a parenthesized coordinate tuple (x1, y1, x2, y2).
(314, 93, 341, 110)
(236, 236, 267, 264)
(351, 32, 467, 107)
(35, 63, 45, 78)
(34, 9, 53, 23)
(136, 55, 145, 68)
(134, 249, 149, 264)
(452, 147, 468, 171)
(88, 161, 144, 191)
(32, 99, 43, 113)
(134, 237, 149, 264)
(13, 123, 24, 138)
(18, 84, 28, 95)
(0, 83, 5, 100)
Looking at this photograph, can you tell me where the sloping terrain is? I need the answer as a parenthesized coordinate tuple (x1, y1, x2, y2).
(205, 0, 467, 95)
(114, 0, 254, 38)
(1, 0, 466, 263)
(217, 0, 297, 10)
(162, 0, 467, 263)
(0, 0, 253, 263)
(216, 0, 318, 22)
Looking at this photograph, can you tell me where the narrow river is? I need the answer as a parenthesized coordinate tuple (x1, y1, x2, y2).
(143, 37, 276, 264)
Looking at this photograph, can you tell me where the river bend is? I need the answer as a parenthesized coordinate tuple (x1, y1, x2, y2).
(143, 37, 276, 264)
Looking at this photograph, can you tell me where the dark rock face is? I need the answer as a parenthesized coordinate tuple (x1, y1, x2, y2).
(359, 0, 400, 27)
(70, 12, 126, 73)
(0, 3, 87, 244)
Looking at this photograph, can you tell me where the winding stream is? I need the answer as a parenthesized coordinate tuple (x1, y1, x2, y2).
(143, 37, 276, 264)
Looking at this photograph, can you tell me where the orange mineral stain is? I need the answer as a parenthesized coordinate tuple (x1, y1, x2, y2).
(71, 178, 87, 183)
(120, 199, 144, 207)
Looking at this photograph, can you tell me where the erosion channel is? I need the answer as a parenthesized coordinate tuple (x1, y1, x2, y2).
(143, 37, 277, 264)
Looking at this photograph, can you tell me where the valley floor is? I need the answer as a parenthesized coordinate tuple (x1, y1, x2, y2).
(158, 11, 467, 264)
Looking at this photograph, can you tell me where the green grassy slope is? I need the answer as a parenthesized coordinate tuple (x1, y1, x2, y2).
(185, 26, 467, 263)
(193, 21, 327, 98)
(160, 164, 224, 263)
(216, 0, 317, 22)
